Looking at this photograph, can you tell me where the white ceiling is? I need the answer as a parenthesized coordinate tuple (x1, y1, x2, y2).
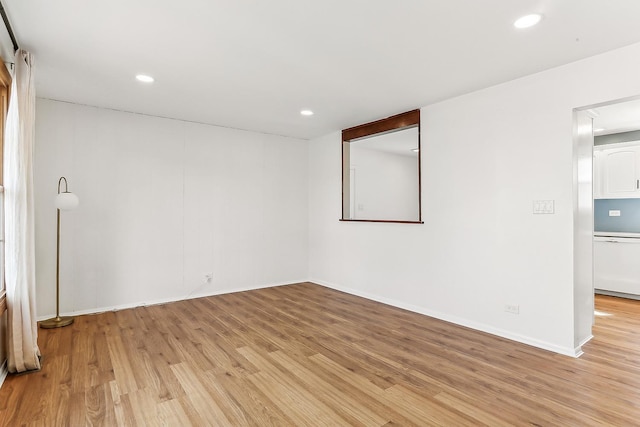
(5, 0, 640, 140)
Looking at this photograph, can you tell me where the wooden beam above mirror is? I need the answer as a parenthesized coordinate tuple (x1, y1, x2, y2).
(342, 110, 420, 142)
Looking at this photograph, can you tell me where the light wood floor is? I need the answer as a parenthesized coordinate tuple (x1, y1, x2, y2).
(0, 283, 639, 426)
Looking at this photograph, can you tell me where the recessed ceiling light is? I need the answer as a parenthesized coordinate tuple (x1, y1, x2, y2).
(514, 14, 542, 29)
(136, 74, 154, 83)
(300, 109, 314, 116)
(594, 128, 605, 133)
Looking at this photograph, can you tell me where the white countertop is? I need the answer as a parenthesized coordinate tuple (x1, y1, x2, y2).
(594, 231, 640, 238)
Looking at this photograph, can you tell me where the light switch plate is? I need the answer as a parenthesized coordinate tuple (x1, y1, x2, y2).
(609, 210, 621, 217)
(533, 200, 555, 214)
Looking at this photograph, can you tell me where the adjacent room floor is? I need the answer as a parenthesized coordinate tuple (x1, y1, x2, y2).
(0, 282, 638, 425)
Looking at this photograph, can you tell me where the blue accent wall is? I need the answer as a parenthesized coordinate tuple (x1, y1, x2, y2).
(594, 199, 640, 233)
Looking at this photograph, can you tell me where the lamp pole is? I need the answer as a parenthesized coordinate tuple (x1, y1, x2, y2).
(40, 177, 77, 329)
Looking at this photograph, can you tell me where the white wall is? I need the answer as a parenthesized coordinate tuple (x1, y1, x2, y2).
(309, 42, 640, 357)
(573, 110, 595, 350)
(34, 99, 309, 318)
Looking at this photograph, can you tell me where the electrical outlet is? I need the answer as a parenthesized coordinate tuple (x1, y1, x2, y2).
(203, 273, 213, 283)
(504, 303, 520, 315)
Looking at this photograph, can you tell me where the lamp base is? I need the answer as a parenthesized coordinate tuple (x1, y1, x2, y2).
(39, 316, 74, 329)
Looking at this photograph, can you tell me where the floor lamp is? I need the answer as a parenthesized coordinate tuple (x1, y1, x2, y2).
(40, 177, 79, 329)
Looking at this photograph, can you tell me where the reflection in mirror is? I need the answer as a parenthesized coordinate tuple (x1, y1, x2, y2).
(341, 110, 422, 223)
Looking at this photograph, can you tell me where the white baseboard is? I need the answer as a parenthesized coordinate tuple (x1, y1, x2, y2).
(310, 278, 582, 358)
(0, 360, 7, 389)
(574, 334, 593, 357)
(37, 279, 309, 321)
(595, 289, 640, 300)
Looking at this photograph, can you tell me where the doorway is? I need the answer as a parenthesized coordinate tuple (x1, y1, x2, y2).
(574, 96, 640, 352)
(590, 99, 640, 299)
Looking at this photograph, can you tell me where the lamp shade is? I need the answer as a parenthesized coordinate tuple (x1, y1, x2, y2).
(55, 192, 79, 210)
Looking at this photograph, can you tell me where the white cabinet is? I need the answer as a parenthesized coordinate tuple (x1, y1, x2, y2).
(594, 142, 640, 199)
(594, 237, 640, 295)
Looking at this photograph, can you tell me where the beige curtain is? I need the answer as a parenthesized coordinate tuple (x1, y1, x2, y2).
(4, 50, 40, 373)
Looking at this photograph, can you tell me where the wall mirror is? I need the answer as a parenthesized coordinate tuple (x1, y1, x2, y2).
(341, 109, 422, 223)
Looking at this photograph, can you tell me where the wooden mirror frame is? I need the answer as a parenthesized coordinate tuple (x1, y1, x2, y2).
(341, 109, 423, 224)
